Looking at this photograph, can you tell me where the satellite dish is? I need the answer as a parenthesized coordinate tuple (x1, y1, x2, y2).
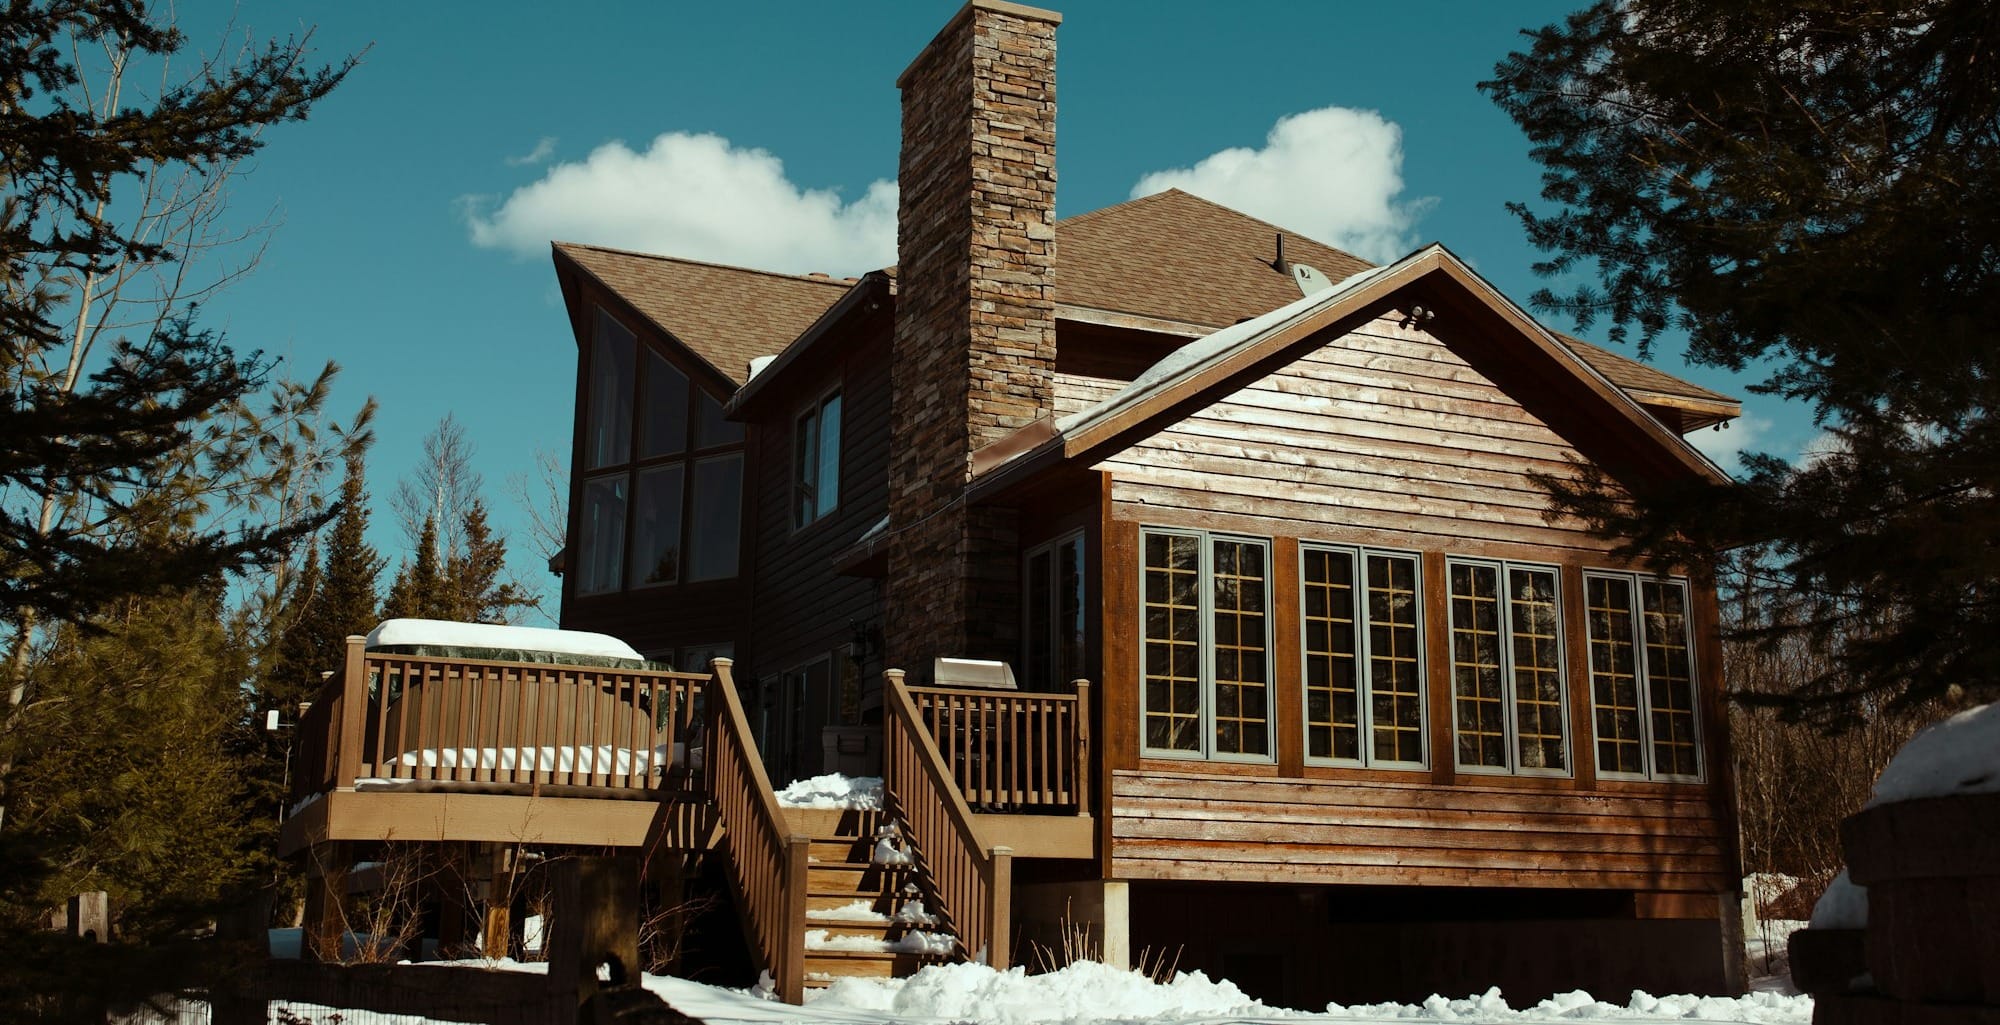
(1292, 262, 1335, 297)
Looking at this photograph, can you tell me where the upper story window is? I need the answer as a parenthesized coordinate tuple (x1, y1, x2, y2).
(576, 307, 746, 596)
(1584, 571, 1701, 781)
(1301, 544, 1425, 768)
(1024, 531, 1087, 692)
(793, 389, 842, 530)
(1447, 559, 1569, 775)
(1140, 529, 1272, 761)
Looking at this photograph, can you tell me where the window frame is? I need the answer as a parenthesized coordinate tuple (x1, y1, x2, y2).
(1138, 527, 1276, 764)
(1444, 557, 1574, 779)
(1297, 542, 1429, 771)
(1583, 570, 1706, 783)
(791, 386, 843, 532)
(573, 304, 745, 596)
(1022, 529, 1088, 693)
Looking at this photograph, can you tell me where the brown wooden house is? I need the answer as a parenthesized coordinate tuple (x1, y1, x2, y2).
(286, 0, 1746, 1009)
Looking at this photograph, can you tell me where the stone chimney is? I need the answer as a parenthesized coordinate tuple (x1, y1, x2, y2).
(885, 0, 1060, 673)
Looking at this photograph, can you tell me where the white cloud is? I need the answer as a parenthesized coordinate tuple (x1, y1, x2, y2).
(504, 136, 558, 167)
(1130, 107, 1434, 264)
(1686, 412, 1770, 472)
(466, 132, 898, 276)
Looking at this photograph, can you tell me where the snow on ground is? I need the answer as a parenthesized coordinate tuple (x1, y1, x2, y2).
(1745, 919, 1808, 994)
(383, 957, 1813, 1025)
(774, 773, 884, 809)
(1865, 701, 2000, 808)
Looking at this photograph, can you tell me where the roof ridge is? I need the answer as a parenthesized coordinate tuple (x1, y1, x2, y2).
(1055, 187, 1191, 228)
(552, 241, 858, 289)
(1064, 188, 1376, 270)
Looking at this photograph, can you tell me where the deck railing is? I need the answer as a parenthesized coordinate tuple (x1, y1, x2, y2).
(703, 658, 809, 1004)
(883, 669, 1012, 969)
(294, 636, 709, 799)
(908, 680, 1091, 814)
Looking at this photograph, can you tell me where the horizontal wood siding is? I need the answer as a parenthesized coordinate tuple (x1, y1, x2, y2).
(1056, 314, 1627, 556)
(747, 314, 893, 678)
(1111, 770, 1730, 891)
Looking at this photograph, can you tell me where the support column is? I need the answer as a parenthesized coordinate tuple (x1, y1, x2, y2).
(1012, 879, 1129, 970)
(301, 842, 350, 962)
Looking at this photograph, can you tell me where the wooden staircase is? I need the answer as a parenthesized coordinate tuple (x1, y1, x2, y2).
(797, 812, 957, 987)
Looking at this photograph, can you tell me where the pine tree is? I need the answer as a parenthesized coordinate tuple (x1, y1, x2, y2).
(443, 500, 530, 624)
(382, 516, 446, 621)
(1482, 0, 2000, 718)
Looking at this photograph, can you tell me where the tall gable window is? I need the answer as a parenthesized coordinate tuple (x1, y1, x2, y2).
(1447, 559, 1569, 775)
(1301, 545, 1424, 767)
(1585, 572, 1701, 780)
(575, 307, 745, 596)
(1141, 529, 1272, 760)
(793, 389, 842, 529)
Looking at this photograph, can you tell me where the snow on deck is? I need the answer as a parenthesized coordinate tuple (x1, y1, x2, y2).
(1864, 701, 2000, 808)
(774, 773, 884, 809)
(364, 618, 644, 661)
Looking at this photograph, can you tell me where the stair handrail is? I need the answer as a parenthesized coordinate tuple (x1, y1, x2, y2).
(703, 658, 809, 1003)
(882, 668, 1013, 969)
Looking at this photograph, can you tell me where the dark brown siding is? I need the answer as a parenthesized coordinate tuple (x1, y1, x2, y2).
(745, 315, 893, 690)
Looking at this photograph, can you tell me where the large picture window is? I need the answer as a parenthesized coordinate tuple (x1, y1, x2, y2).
(574, 307, 745, 595)
(1141, 529, 1272, 760)
(1024, 531, 1087, 692)
(1447, 559, 1569, 775)
(1300, 545, 1424, 767)
(793, 389, 842, 529)
(1585, 572, 1701, 780)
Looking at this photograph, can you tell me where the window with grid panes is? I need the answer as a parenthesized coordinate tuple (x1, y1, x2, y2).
(1141, 529, 1272, 759)
(575, 308, 745, 595)
(1447, 560, 1569, 774)
(1585, 572, 1701, 779)
(1301, 546, 1424, 766)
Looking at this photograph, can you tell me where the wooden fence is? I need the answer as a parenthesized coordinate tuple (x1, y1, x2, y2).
(702, 658, 808, 1004)
(290, 636, 707, 807)
(883, 670, 1013, 969)
(908, 681, 1090, 813)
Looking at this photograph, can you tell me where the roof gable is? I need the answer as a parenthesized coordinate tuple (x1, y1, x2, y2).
(971, 245, 1729, 497)
(553, 242, 853, 387)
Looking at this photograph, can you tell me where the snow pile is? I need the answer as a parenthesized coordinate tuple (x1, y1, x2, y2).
(365, 618, 643, 661)
(803, 929, 957, 956)
(365, 743, 675, 776)
(892, 898, 937, 927)
(807, 900, 887, 923)
(1326, 986, 1810, 1020)
(775, 773, 884, 809)
(807, 960, 1279, 1024)
(1809, 869, 1868, 929)
(1865, 702, 2000, 808)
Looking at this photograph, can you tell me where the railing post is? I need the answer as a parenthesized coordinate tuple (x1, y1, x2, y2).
(1071, 679, 1092, 817)
(780, 834, 809, 1005)
(987, 845, 1013, 969)
(335, 636, 367, 788)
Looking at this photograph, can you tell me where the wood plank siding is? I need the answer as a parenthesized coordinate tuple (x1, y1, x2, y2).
(1109, 771, 1730, 891)
(1058, 314, 1623, 557)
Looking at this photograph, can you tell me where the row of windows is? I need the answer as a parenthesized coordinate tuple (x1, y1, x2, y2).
(1139, 529, 1703, 782)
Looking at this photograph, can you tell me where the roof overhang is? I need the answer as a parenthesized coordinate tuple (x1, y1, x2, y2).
(969, 244, 1732, 504)
(550, 243, 744, 399)
(724, 272, 891, 419)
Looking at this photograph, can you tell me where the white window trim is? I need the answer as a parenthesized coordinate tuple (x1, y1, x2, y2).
(1138, 527, 1276, 764)
(1297, 543, 1429, 771)
(1444, 557, 1574, 779)
(1583, 570, 1706, 784)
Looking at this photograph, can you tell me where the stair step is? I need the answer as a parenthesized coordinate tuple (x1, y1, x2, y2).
(805, 891, 925, 913)
(801, 918, 933, 940)
(806, 864, 910, 893)
(801, 949, 954, 983)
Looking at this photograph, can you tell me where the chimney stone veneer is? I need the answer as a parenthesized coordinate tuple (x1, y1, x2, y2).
(885, 0, 1060, 674)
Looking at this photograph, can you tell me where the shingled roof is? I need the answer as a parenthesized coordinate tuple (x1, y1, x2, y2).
(554, 242, 853, 386)
(556, 191, 1735, 420)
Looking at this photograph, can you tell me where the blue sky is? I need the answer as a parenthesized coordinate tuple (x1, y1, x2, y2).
(184, 1, 1811, 616)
